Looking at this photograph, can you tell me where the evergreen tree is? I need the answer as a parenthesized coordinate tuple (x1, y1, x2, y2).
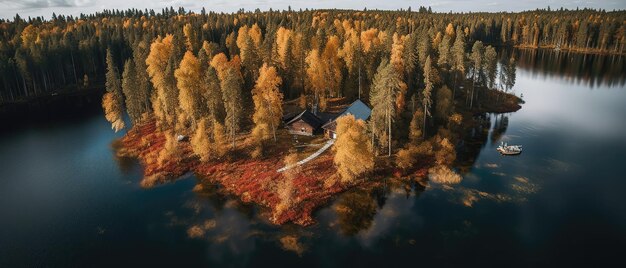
(484, 46, 498, 89)
(202, 65, 225, 125)
(370, 59, 406, 156)
(220, 66, 243, 149)
(132, 40, 152, 112)
(470, 41, 484, 108)
(437, 35, 452, 71)
(451, 27, 466, 98)
(422, 56, 434, 133)
(121, 59, 143, 124)
(103, 48, 125, 132)
(435, 85, 453, 122)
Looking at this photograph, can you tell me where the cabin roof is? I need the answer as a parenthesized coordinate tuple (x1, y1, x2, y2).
(282, 111, 300, 123)
(284, 109, 324, 129)
(322, 99, 372, 131)
(341, 99, 372, 121)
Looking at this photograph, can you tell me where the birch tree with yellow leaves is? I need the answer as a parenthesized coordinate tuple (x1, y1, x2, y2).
(251, 64, 283, 144)
(146, 35, 178, 129)
(333, 115, 374, 183)
(175, 51, 203, 128)
(305, 49, 328, 110)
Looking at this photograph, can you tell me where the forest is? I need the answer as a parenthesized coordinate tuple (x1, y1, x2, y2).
(1, 6, 623, 224)
(0, 7, 624, 103)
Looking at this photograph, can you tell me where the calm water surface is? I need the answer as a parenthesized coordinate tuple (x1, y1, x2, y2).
(1, 50, 625, 267)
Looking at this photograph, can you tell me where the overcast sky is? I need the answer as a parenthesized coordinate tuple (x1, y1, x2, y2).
(1, 0, 624, 20)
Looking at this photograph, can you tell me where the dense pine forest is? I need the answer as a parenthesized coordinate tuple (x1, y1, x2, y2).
(0, 7, 624, 104)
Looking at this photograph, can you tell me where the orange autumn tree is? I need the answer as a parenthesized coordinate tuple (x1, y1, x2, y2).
(102, 92, 125, 132)
(305, 35, 342, 111)
(339, 26, 359, 76)
(275, 153, 298, 217)
(146, 34, 177, 128)
(333, 115, 374, 184)
(175, 51, 203, 128)
(390, 33, 409, 113)
(322, 35, 343, 97)
(251, 64, 283, 145)
(191, 118, 212, 161)
(305, 49, 327, 110)
(275, 27, 292, 69)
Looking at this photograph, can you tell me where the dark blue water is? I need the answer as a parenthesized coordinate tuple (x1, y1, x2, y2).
(1, 50, 625, 267)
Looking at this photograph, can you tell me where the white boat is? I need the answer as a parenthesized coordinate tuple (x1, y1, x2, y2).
(497, 142, 522, 155)
(176, 134, 187, 142)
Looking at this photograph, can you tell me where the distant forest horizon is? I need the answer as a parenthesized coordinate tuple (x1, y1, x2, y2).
(2, 5, 625, 22)
(0, 6, 624, 104)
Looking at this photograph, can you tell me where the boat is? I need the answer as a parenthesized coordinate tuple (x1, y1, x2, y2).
(176, 134, 188, 142)
(497, 142, 522, 155)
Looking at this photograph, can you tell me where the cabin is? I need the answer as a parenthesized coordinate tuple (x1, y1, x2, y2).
(322, 99, 372, 139)
(284, 110, 324, 136)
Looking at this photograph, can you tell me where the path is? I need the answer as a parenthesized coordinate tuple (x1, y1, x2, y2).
(277, 139, 335, 172)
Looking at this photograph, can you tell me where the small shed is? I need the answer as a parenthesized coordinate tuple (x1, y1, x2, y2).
(284, 110, 324, 136)
(322, 99, 372, 139)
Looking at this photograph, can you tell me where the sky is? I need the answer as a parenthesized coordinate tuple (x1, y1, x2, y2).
(0, 0, 624, 20)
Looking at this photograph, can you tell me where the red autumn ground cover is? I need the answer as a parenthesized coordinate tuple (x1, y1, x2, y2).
(115, 120, 342, 225)
(112, 91, 520, 226)
(115, 119, 429, 226)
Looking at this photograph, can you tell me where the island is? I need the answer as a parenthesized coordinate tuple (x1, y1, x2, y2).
(94, 9, 531, 225)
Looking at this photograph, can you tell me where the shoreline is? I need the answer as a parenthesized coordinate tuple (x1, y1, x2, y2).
(115, 91, 522, 226)
(513, 45, 626, 56)
(115, 119, 431, 226)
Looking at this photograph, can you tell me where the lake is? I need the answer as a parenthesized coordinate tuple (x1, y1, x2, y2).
(1, 49, 625, 267)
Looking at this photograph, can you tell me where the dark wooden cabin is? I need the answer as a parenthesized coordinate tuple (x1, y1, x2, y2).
(284, 110, 324, 136)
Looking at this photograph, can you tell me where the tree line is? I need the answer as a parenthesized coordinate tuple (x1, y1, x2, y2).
(0, 7, 624, 104)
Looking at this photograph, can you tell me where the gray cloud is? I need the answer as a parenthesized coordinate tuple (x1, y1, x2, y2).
(0, 0, 94, 9)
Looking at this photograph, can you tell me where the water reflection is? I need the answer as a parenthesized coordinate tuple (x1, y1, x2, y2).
(333, 189, 378, 236)
(512, 49, 626, 88)
(456, 114, 491, 174)
(165, 195, 260, 265)
(490, 114, 509, 145)
(113, 155, 138, 176)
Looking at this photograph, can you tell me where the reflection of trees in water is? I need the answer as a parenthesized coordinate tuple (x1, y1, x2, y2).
(490, 114, 509, 145)
(509, 48, 626, 88)
(111, 139, 139, 175)
(456, 114, 491, 174)
(190, 179, 258, 222)
(371, 185, 388, 208)
(193, 181, 228, 212)
(334, 180, 425, 236)
(455, 113, 513, 173)
(334, 189, 378, 236)
(113, 155, 137, 175)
